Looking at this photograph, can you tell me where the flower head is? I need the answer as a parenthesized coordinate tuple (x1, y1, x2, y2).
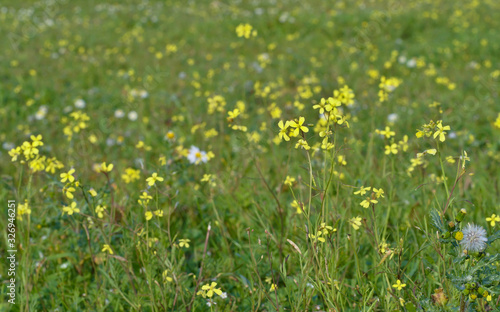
(102, 244, 113, 254)
(187, 146, 208, 164)
(62, 201, 80, 215)
(60, 169, 76, 183)
(197, 282, 222, 298)
(460, 223, 488, 252)
(486, 214, 500, 227)
(392, 279, 406, 291)
(146, 172, 164, 186)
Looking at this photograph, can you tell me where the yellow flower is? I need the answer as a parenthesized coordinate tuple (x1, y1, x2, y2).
(30, 134, 44, 147)
(278, 120, 290, 141)
(454, 231, 463, 241)
(145, 211, 153, 221)
(416, 149, 437, 158)
(433, 121, 450, 142)
(8, 147, 22, 162)
(270, 283, 277, 291)
(21, 141, 39, 159)
(122, 168, 141, 184)
(146, 172, 164, 186)
(392, 280, 406, 291)
(162, 270, 173, 283)
(95, 205, 106, 218)
(179, 239, 190, 248)
(62, 201, 80, 215)
(89, 188, 98, 197)
(373, 188, 385, 198)
(350, 217, 362, 230)
(289, 116, 309, 136)
(60, 169, 76, 183)
(354, 186, 371, 196)
(291, 200, 302, 214)
(379, 126, 395, 138)
(100, 162, 114, 173)
(486, 214, 500, 227)
(17, 200, 31, 221)
(138, 192, 152, 206)
(102, 244, 113, 254)
(153, 209, 163, 217)
(236, 23, 256, 39)
(199, 282, 222, 298)
(337, 155, 347, 166)
(295, 139, 310, 150)
(227, 109, 240, 122)
(384, 144, 398, 155)
(360, 197, 378, 208)
(284, 176, 296, 187)
(63, 185, 76, 199)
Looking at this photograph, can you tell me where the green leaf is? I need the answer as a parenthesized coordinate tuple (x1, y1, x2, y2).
(405, 302, 417, 312)
(488, 230, 500, 244)
(430, 209, 445, 232)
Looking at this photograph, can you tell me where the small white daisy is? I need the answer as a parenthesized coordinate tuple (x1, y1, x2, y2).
(187, 146, 207, 164)
(460, 223, 488, 252)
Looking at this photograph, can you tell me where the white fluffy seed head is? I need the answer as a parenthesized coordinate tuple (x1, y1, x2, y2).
(460, 223, 488, 252)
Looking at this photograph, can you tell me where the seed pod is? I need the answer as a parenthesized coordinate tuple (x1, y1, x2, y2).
(477, 287, 485, 294)
(462, 289, 470, 296)
(448, 221, 456, 230)
(441, 232, 451, 239)
(471, 282, 477, 289)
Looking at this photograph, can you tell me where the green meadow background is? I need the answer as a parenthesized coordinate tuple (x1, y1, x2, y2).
(1, 0, 500, 311)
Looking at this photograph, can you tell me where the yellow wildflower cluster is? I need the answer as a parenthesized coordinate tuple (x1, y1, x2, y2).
(9, 135, 64, 174)
(354, 186, 384, 208)
(235, 23, 257, 39)
(415, 120, 451, 142)
(207, 95, 226, 114)
(62, 111, 90, 140)
(378, 76, 402, 103)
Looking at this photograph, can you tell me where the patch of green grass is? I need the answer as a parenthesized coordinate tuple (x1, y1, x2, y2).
(1, 0, 500, 311)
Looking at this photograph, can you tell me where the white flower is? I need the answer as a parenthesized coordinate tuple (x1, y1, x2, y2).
(3, 142, 15, 150)
(187, 146, 207, 164)
(74, 99, 86, 109)
(406, 59, 417, 68)
(460, 223, 488, 252)
(219, 292, 227, 299)
(35, 105, 48, 120)
(206, 299, 216, 307)
(387, 113, 398, 123)
(114, 109, 125, 118)
(128, 111, 138, 121)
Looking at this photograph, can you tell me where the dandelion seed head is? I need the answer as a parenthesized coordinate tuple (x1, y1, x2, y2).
(460, 223, 487, 252)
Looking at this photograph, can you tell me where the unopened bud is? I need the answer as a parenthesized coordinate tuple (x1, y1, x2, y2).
(455, 209, 466, 223)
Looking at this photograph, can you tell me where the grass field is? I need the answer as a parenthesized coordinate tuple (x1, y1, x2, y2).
(1, 0, 500, 311)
